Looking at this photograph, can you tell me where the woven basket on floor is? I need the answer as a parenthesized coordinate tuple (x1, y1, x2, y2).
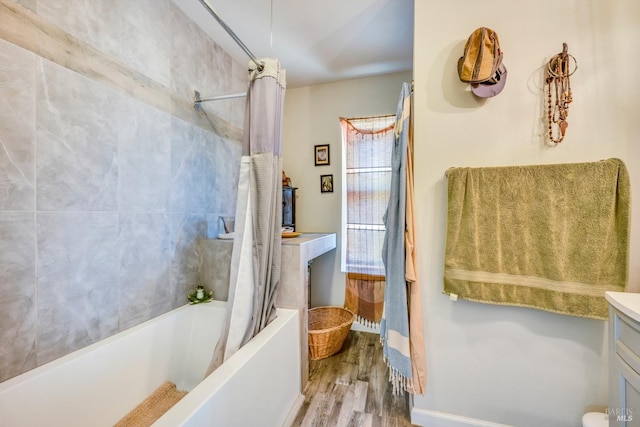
(308, 306, 355, 360)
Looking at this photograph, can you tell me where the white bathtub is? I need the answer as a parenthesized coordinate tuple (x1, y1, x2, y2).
(0, 301, 302, 427)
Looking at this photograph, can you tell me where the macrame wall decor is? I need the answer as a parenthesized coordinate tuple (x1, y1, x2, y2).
(546, 43, 578, 144)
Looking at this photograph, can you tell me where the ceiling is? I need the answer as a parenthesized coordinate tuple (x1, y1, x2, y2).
(172, 0, 414, 88)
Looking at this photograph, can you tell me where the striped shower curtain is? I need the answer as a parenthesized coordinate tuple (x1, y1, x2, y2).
(380, 82, 426, 395)
(207, 58, 286, 374)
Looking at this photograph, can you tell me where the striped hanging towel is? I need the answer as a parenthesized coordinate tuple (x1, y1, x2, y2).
(381, 82, 419, 395)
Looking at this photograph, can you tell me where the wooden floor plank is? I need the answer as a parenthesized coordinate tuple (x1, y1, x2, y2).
(332, 382, 356, 426)
(352, 380, 369, 413)
(289, 331, 418, 427)
(326, 382, 349, 424)
(346, 411, 374, 427)
(356, 334, 377, 382)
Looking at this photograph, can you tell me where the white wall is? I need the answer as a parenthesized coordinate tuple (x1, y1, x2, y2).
(412, 1, 640, 426)
(282, 72, 412, 307)
(283, 1, 640, 424)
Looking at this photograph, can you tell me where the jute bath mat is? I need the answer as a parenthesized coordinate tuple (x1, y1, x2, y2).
(114, 381, 187, 427)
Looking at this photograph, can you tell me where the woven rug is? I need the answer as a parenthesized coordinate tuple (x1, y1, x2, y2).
(114, 381, 187, 427)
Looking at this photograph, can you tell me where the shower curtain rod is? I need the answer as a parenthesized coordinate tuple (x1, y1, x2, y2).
(197, 0, 264, 72)
(193, 90, 246, 109)
(193, 0, 261, 110)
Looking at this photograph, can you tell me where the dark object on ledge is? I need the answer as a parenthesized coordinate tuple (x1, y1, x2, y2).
(283, 186, 297, 231)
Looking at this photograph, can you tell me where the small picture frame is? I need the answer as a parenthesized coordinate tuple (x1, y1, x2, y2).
(314, 144, 330, 166)
(320, 174, 334, 193)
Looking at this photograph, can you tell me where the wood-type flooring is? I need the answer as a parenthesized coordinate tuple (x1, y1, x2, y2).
(290, 330, 419, 427)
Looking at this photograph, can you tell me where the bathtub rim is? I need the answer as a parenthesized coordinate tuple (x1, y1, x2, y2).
(0, 301, 303, 427)
(152, 306, 302, 426)
(0, 300, 226, 393)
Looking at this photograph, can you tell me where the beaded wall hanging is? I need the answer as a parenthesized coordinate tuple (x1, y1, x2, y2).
(545, 43, 578, 144)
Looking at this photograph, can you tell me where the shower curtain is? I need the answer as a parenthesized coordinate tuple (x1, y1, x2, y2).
(381, 82, 426, 395)
(206, 58, 286, 375)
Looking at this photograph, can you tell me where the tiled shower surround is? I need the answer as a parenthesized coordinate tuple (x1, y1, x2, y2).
(0, 0, 247, 381)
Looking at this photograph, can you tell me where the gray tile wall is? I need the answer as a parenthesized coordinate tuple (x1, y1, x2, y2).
(0, 0, 244, 381)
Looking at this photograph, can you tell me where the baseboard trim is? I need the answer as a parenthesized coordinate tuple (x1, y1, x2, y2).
(282, 394, 305, 427)
(410, 407, 514, 427)
(350, 320, 380, 334)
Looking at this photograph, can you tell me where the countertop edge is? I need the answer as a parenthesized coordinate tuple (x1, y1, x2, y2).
(606, 291, 640, 323)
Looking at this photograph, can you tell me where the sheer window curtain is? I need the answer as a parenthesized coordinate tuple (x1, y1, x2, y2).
(340, 115, 395, 328)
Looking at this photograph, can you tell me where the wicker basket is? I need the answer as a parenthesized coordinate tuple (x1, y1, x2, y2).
(308, 306, 355, 360)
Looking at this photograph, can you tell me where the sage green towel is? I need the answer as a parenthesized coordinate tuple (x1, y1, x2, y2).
(444, 158, 630, 319)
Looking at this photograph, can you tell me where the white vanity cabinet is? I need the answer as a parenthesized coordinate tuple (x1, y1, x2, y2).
(607, 291, 640, 426)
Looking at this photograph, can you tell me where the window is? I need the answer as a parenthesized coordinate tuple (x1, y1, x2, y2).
(340, 115, 395, 276)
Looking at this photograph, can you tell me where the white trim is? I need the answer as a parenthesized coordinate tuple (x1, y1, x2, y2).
(350, 320, 380, 333)
(281, 394, 305, 427)
(346, 223, 386, 230)
(340, 120, 348, 272)
(346, 166, 392, 174)
(410, 408, 514, 427)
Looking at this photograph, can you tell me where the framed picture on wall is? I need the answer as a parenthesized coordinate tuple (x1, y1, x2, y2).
(314, 144, 330, 166)
(320, 174, 333, 193)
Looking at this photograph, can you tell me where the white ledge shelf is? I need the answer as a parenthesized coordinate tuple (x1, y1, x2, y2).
(281, 232, 336, 261)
